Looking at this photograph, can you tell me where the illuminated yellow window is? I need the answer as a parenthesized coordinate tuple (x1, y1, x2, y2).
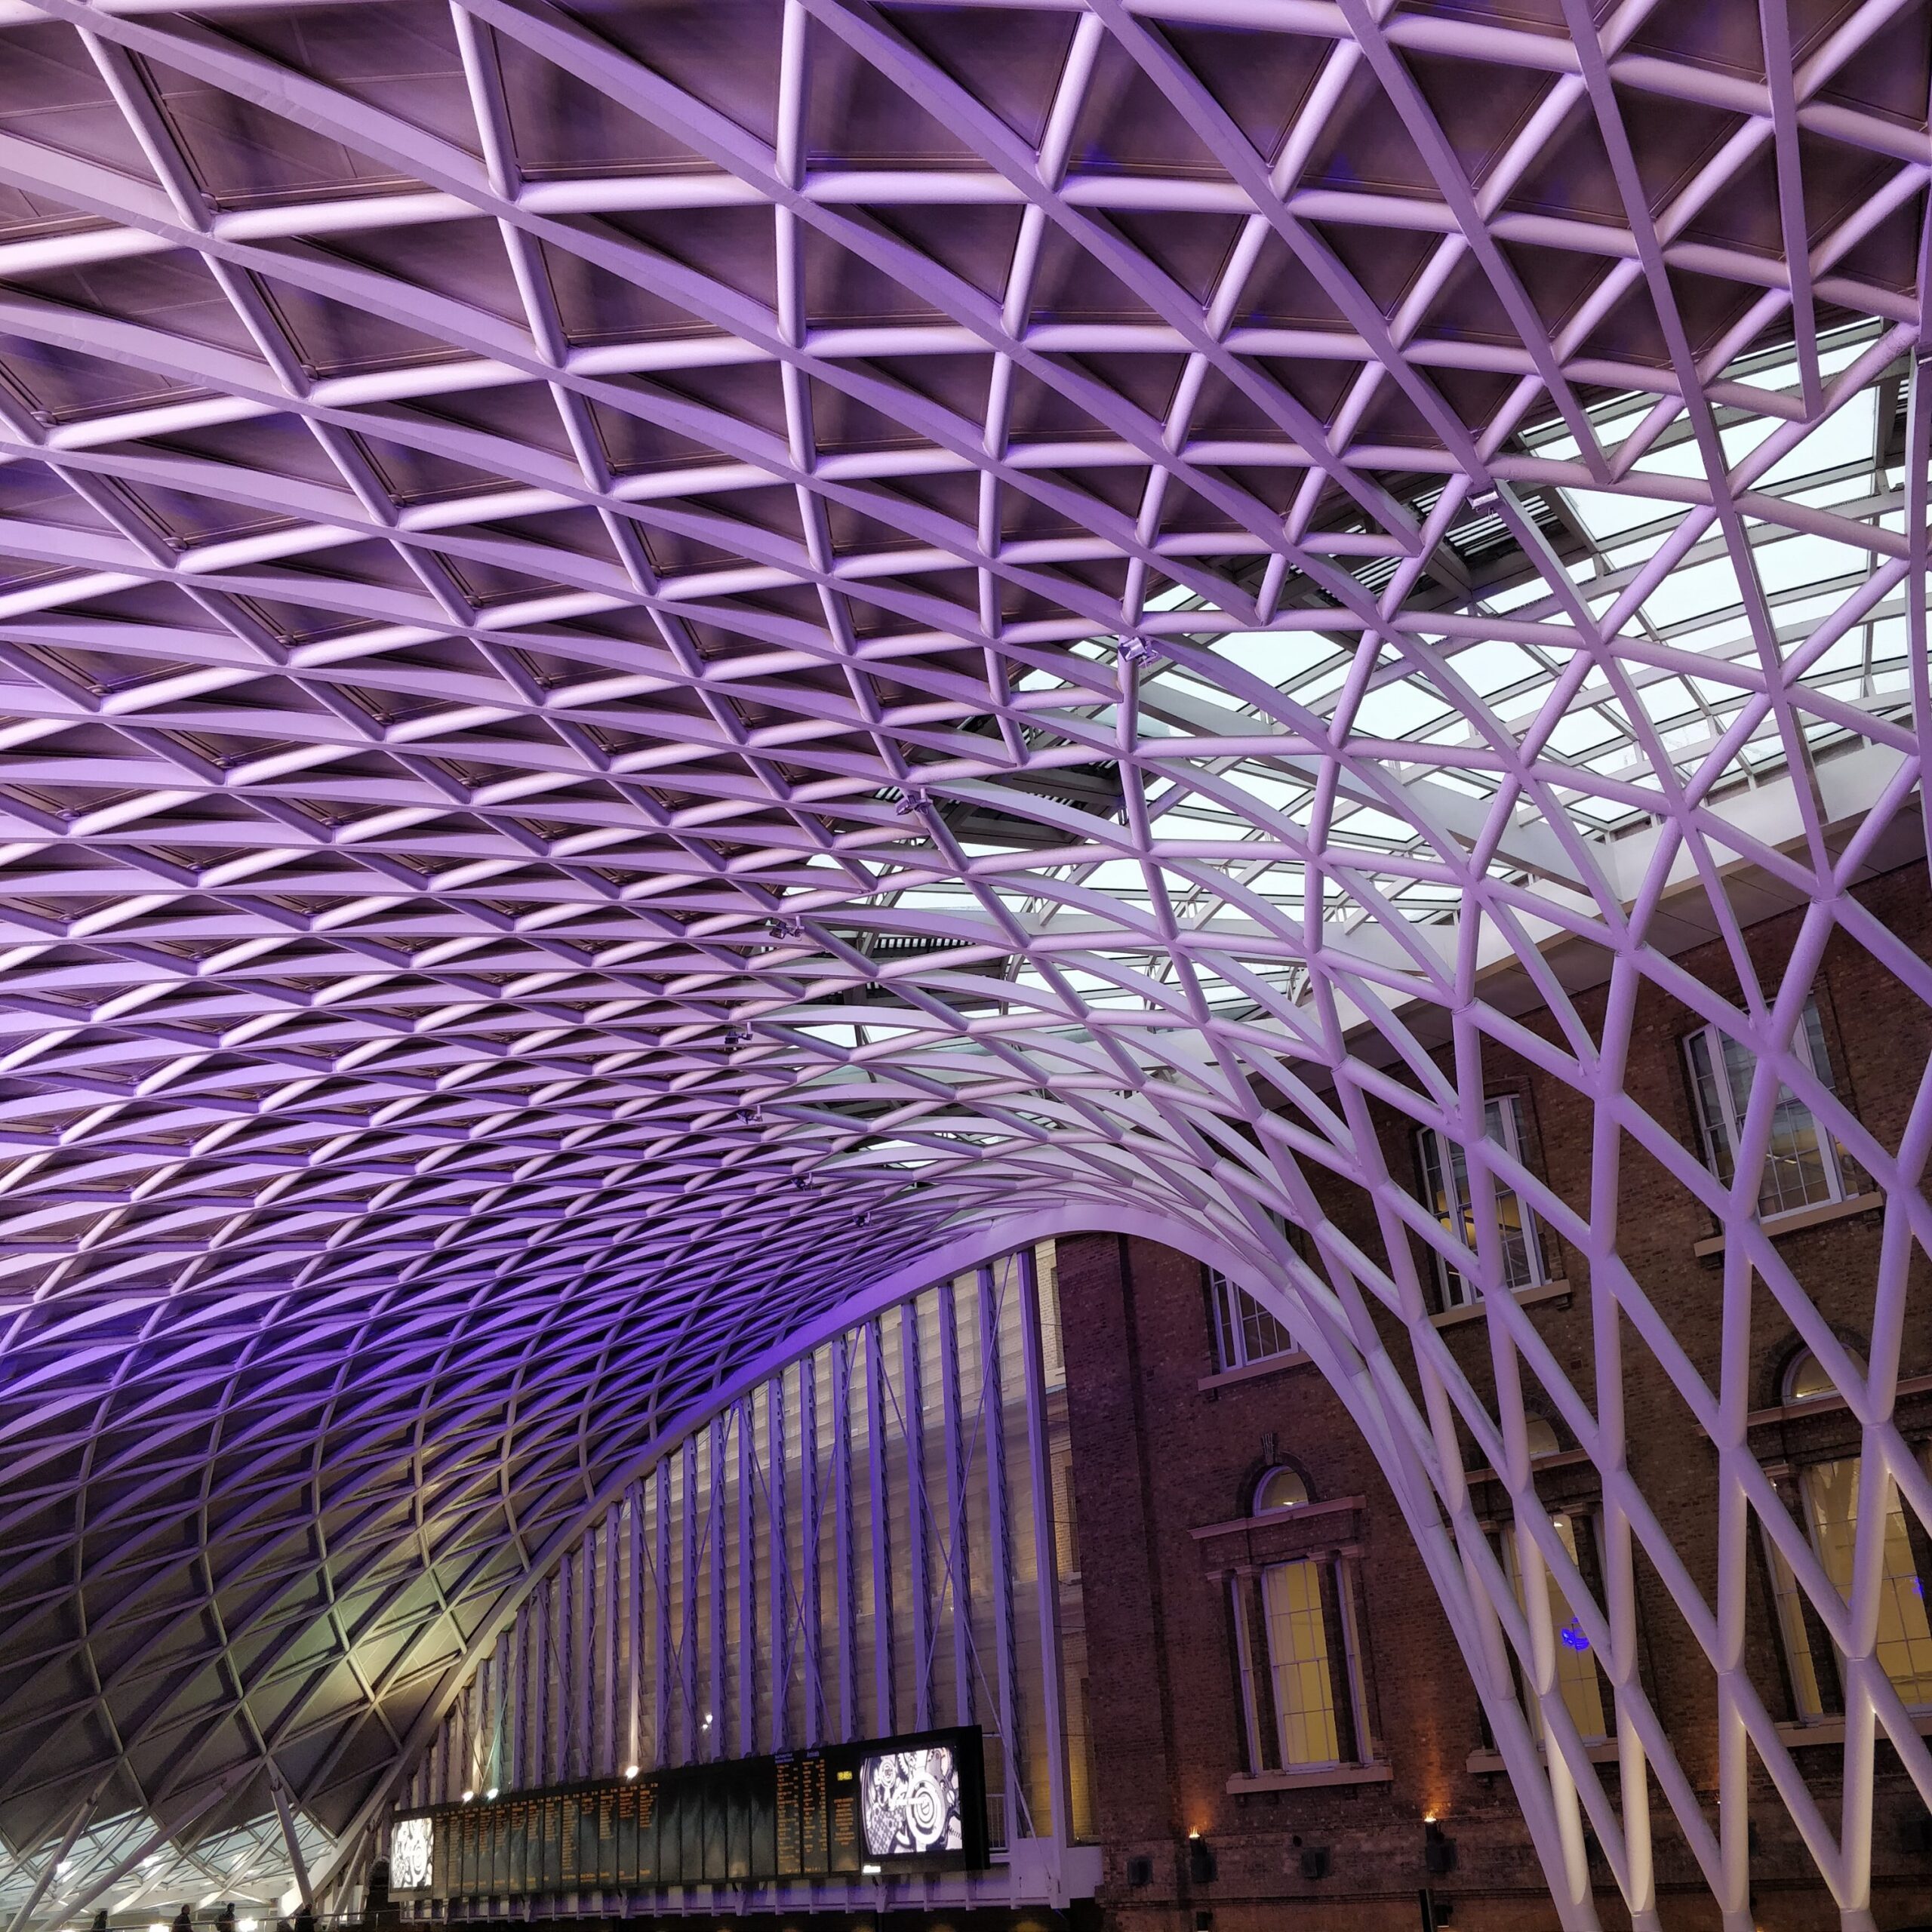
(1501, 1513, 1608, 1745)
(1801, 1456, 1932, 1710)
(1261, 1558, 1340, 1767)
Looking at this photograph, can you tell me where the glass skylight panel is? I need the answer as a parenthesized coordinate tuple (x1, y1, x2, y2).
(1639, 555, 1746, 629)
(1562, 488, 1674, 543)
(1755, 393, 1878, 489)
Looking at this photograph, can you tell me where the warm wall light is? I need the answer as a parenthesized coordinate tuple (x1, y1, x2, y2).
(623, 1765, 639, 1780)
(1424, 1818, 1457, 1876)
(460, 1790, 475, 1803)
(484, 1789, 498, 1801)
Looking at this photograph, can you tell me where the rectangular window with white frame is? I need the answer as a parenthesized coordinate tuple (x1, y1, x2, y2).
(1415, 1094, 1547, 1309)
(1497, 1511, 1611, 1746)
(1763, 1447, 1932, 1720)
(1207, 1268, 1294, 1373)
(1683, 998, 1860, 1219)
(1229, 1553, 1374, 1777)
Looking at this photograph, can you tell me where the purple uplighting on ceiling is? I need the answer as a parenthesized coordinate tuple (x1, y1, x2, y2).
(0, 0, 1924, 1927)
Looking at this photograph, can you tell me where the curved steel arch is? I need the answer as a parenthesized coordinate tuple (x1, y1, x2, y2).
(333, 1199, 1612, 1926)
(0, 0, 1921, 1927)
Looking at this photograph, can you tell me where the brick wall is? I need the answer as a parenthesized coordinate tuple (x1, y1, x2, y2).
(1052, 860, 1932, 1932)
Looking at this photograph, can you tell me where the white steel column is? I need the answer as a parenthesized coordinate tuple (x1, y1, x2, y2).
(980, 1264, 1023, 1834)
(903, 1296, 931, 1731)
(832, 1330, 857, 1742)
(600, 1510, 618, 1777)
(709, 1412, 728, 1757)
(511, 1603, 529, 1789)
(737, 1397, 757, 1760)
(626, 1483, 644, 1772)
(553, 1550, 570, 1784)
(578, 1528, 595, 1778)
(680, 1433, 699, 1764)
(800, 1352, 823, 1746)
(1019, 1244, 1070, 1844)
(939, 1273, 973, 1728)
(654, 1459, 672, 1770)
(866, 1316, 895, 1739)
(767, 1373, 789, 1754)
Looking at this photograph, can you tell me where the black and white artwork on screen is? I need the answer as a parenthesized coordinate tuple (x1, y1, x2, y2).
(858, 1746, 963, 1857)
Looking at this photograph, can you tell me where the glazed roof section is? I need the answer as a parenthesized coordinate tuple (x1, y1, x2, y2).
(0, 0, 1923, 1910)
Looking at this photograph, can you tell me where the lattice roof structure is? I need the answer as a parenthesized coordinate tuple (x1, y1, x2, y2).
(0, 0, 1927, 1925)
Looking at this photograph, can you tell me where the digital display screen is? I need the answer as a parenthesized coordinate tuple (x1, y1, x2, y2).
(860, 1745, 963, 1857)
(390, 1816, 433, 1891)
(391, 1727, 984, 1894)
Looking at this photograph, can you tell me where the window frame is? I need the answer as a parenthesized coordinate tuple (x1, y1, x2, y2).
(1414, 1093, 1548, 1309)
(1682, 998, 1853, 1220)
(1764, 1445, 1932, 1721)
(1254, 1464, 1309, 1515)
(1496, 1508, 1612, 1748)
(1207, 1267, 1295, 1374)
(1229, 1536, 1376, 1779)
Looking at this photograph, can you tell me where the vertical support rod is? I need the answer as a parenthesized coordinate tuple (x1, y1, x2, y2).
(709, 1413, 729, 1758)
(532, 1576, 550, 1791)
(494, 1629, 512, 1793)
(654, 1459, 673, 1770)
(626, 1483, 644, 1772)
(903, 1295, 931, 1732)
(939, 1273, 973, 1729)
(801, 1351, 823, 1746)
(768, 1374, 789, 1754)
(980, 1263, 1023, 1835)
(601, 1509, 619, 1779)
(579, 1527, 596, 1780)
(867, 1316, 896, 1739)
(681, 1433, 700, 1765)
(553, 1550, 568, 1786)
(1019, 1244, 1070, 1846)
(833, 1331, 857, 1743)
(510, 1603, 528, 1789)
(737, 1397, 757, 1760)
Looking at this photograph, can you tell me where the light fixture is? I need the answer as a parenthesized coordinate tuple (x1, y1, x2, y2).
(1424, 1818, 1457, 1876)
(239, 1918, 260, 1929)
(860, 1865, 881, 1877)
(623, 1765, 639, 1780)
(461, 1790, 475, 1803)
(485, 1789, 498, 1801)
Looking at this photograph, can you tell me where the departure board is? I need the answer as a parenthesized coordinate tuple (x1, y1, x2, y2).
(392, 1727, 987, 1897)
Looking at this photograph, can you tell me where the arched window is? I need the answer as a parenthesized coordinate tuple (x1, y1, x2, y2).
(1524, 1418, 1561, 1460)
(1781, 1347, 1837, 1405)
(1226, 1472, 1377, 1780)
(1254, 1466, 1308, 1514)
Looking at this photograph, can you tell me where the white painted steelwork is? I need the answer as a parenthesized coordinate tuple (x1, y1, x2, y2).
(0, 2, 1920, 1929)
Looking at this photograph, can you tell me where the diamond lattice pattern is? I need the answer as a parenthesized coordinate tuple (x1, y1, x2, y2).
(0, 0, 1927, 1927)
